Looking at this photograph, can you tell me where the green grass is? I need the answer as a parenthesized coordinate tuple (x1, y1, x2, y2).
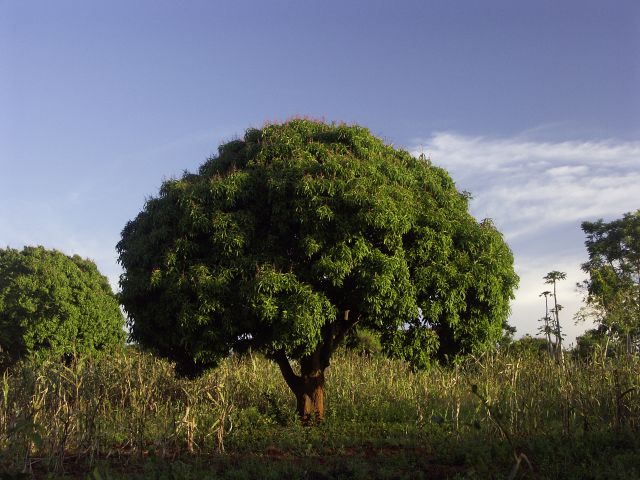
(1, 348, 639, 479)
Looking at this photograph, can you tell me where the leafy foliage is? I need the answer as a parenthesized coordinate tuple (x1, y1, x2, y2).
(0, 246, 125, 366)
(344, 327, 383, 356)
(117, 120, 518, 376)
(578, 210, 640, 354)
(574, 327, 611, 360)
(504, 335, 549, 357)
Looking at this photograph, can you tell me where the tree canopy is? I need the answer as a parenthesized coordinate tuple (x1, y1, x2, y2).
(578, 210, 640, 354)
(117, 120, 518, 418)
(0, 246, 125, 366)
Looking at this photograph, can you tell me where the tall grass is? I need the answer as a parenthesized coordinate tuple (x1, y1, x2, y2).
(1, 347, 638, 477)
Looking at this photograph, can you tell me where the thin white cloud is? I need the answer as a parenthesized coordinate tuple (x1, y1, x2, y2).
(411, 132, 640, 341)
(423, 133, 640, 169)
(413, 133, 640, 240)
(546, 165, 589, 176)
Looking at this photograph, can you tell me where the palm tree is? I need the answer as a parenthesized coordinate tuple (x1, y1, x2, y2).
(539, 290, 554, 356)
(544, 271, 567, 364)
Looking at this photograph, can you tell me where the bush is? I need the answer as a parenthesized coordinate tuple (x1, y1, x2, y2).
(345, 327, 383, 356)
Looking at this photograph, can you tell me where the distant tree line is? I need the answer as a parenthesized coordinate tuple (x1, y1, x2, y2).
(500, 209, 640, 360)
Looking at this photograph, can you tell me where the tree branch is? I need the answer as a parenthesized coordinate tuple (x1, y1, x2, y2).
(269, 349, 300, 393)
(319, 309, 360, 367)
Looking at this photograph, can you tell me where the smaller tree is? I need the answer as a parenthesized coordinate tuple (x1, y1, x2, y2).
(0, 246, 125, 366)
(579, 210, 640, 355)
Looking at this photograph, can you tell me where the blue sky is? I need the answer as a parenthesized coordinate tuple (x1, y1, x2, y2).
(1, 0, 639, 343)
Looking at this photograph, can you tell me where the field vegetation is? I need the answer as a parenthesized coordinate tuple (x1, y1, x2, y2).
(1, 346, 638, 479)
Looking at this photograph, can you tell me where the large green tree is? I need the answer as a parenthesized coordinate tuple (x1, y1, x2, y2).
(117, 120, 518, 420)
(578, 210, 640, 355)
(0, 246, 125, 367)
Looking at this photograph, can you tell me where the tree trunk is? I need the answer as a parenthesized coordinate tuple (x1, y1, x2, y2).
(552, 282, 564, 366)
(269, 310, 359, 423)
(270, 349, 327, 423)
(545, 323, 553, 357)
(295, 369, 325, 422)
